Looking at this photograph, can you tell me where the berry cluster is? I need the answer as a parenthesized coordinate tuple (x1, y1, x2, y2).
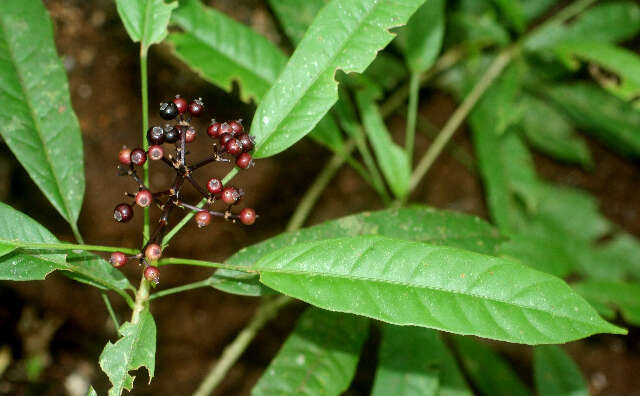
(109, 95, 257, 285)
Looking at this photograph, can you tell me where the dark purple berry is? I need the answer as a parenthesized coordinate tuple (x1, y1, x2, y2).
(237, 133, 255, 152)
(144, 265, 160, 285)
(185, 126, 197, 143)
(219, 133, 233, 147)
(225, 138, 243, 156)
(164, 126, 180, 143)
(229, 119, 244, 135)
(207, 178, 223, 194)
(114, 203, 133, 223)
(239, 208, 256, 225)
(207, 120, 221, 138)
(236, 152, 253, 169)
(135, 189, 153, 207)
(159, 101, 178, 120)
(195, 210, 211, 228)
(219, 122, 232, 135)
(188, 98, 204, 116)
(145, 243, 162, 261)
(221, 187, 240, 205)
(148, 145, 164, 160)
(173, 95, 188, 114)
(109, 252, 127, 268)
(130, 148, 147, 166)
(118, 147, 132, 165)
(146, 126, 165, 145)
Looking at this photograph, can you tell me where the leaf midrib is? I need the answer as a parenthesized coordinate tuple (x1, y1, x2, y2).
(0, 17, 75, 223)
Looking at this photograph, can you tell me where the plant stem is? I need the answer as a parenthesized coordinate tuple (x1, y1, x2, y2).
(148, 279, 212, 300)
(286, 140, 356, 232)
(131, 275, 150, 324)
(157, 257, 254, 272)
(70, 223, 84, 244)
(101, 293, 120, 329)
(141, 52, 150, 244)
(405, 72, 420, 167)
(2, 240, 139, 255)
(193, 295, 292, 396)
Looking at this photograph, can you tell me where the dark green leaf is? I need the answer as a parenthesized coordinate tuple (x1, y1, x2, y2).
(491, 0, 525, 33)
(371, 326, 471, 396)
(363, 53, 408, 92)
(498, 229, 575, 278)
(251, 0, 427, 158)
(453, 336, 531, 396)
(572, 281, 640, 326)
(522, 0, 559, 22)
(99, 308, 156, 396)
(253, 235, 625, 344)
(534, 346, 588, 396)
(267, 0, 327, 46)
(406, 0, 445, 73)
(0, 0, 85, 225)
(446, 13, 510, 48)
(115, 0, 177, 53)
(64, 252, 133, 292)
(251, 307, 368, 396)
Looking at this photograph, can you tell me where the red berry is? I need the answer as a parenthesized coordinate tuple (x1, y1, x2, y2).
(118, 147, 132, 165)
(135, 189, 153, 207)
(144, 265, 160, 285)
(237, 133, 255, 152)
(145, 243, 162, 261)
(207, 178, 223, 194)
(173, 95, 188, 114)
(188, 98, 204, 116)
(207, 120, 221, 138)
(185, 126, 197, 143)
(148, 145, 164, 160)
(221, 187, 240, 205)
(236, 152, 253, 169)
(159, 101, 178, 120)
(219, 133, 233, 147)
(164, 125, 179, 143)
(229, 119, 244, 135)
(109, 252, 127, 268)
(130, 148, 147, 166)
(219, 122, 232, 135)
(114, 203, 133, 223)
(225, 138, 243, 156)
(195, 210, 211, 228)
(146, 126, 165, 145)
(239, 208, 256, 225)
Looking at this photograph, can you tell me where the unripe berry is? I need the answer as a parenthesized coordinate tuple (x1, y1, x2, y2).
(173, 95, 188, 114)
(144, 265, 160, 285)
(221, 187, 240, 205)
(118, 147, 132, 165)
(229, 119, 244, 135)
(237, 133, 255, 152)
(219, 133, 233, 147)
(207, 120, 221, 138)
(164, 126, 180, 143)
(225, 138, 243, 156)
(114, 203, 133, 223)
(146, 126, 165, 145)
(145, 243, 162, 261)
(195, 210, 211, 228)
(188, 98, 204, 116)
(135, 189, 153, 207)
(159, 101, 178, 120)
(185, 126, 197, 143)
(206, 178, 223, 194)
(236, 152, 253, 169)
(148, 145, 164, 160)
(239, 208, 256, 225)
(109, 252, 127, 268)
(219, 122, 232, 135)
(130, 148, 147, 166)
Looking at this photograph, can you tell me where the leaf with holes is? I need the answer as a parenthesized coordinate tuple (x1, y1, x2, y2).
(0, 1, 85, 227)
(115, 0, 177, 53)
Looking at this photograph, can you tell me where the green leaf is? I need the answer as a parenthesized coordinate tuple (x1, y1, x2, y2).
(524, 2, 640, 51)
(0, 0, 85, 226)
(557, 41, 640, 103)
(446, 12, 510, 48)
(0, 242, 16, 259)
(406, 0, 445, 73)
(64, 252, 133, 292)
(519, 94, 591, 166)
(215, 206, 503, 296)
(99, 308, 156, 396)
(452, 336, 531, 396)
(534, 346, 588, 396)
(0, 203, 67, 281)
(572, 281, 640, 326)
(251, 307, 368, 396)
(543, 83, 640, 157)
(371, 326, 471, 396)
(251, 0, 427, 158)
(364, 53, 408, 92)
(491, 0, 525, 33)
(355, 84, 410, 198)
(115, 0, 177, 54)
(86, 386, 98, 396)
(498, 230, 575, 278)
(522, 0, 559, 22)
(268, 0, 327, 46)
(169, 0, 286, 103)
(253, 235, 625, 344)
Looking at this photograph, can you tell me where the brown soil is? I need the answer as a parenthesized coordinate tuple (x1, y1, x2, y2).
(1, 0, 639, 395)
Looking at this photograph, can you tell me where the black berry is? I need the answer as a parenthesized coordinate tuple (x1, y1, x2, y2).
(144, 265, 160, 285)
(173, 95, 188, 114)
(130, 148, 147, 166)
(221, 187, 240, 205)
(239, 208, 256, 225)
(135, 189, 153, 207)
(119, 147, 132, 165)
(236, 152, 253, 169)
(164, 126, 180, 143)
(109, 252, 127, 268)
(145, 243, 162, 261)
(159, 101, 178, 120)
(147, 126, 165, 145)
(207, 178, 223, 194)
(148, 145, 164, 160)
(114, 203, 134, 223)
(219, 133, 233, 147)
(188, 98, 204, 116)
(195, 210, 211, 228)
